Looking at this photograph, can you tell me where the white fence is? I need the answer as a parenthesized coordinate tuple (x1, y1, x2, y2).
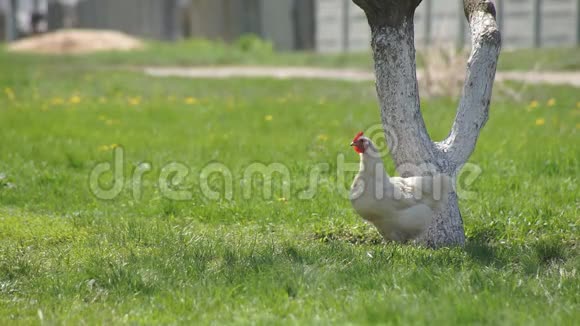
(316, 0, 580, 52)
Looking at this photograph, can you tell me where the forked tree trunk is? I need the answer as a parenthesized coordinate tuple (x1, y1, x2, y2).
(353, 0, 501, 247)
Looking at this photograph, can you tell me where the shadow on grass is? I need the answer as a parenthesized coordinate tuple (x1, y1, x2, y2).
(314, 222, 574, 273)
(464, 241, 508, 267)
(464, 226, 509, 267)
(466, 226, 572, 272)
(312, 224, 384, 245)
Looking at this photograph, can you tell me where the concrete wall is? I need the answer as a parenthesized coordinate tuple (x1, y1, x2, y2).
(541, 0, 578, 47)
(346, 0, 369, 52)
(261, 0, 294, 50)
(429, 0, 462, 44)
(314, 0, 344, 52)
(315, 0, 580, 52)
(185, 0, 313, 50)
(0, 0, 6, 41)
(44, 0, 182, 40)
(3, 0, 577, 50)
(500, 0, 537, 48)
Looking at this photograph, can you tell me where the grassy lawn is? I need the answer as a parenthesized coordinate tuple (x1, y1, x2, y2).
(95, 41, 580, 71)
(0, 49, 578, 324)
(2, 38, 579, 71)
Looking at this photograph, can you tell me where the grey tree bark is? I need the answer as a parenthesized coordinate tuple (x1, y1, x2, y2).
(353, 0, 501, 247)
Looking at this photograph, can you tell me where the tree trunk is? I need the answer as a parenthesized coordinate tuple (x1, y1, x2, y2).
(353, 0, 501, 247)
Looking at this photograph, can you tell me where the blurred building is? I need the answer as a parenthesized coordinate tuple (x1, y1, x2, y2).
(1, 0, 579, 51)
(0, 0, 185, 41)
(1, 0, 48, 40)
(0, 0, 314, 49)
(183, 0, 315, 50)
(316, 0, 580, 51)
(48, 0, 184, 40)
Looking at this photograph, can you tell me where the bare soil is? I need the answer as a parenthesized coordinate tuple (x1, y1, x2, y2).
(8, 29, 143, 55)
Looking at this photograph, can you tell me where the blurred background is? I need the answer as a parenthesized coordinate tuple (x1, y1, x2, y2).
(0, 2, 578, 323)
(0, 0, 578, 51)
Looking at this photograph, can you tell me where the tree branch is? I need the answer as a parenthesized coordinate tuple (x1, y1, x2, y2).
(437, 0, 501, 165)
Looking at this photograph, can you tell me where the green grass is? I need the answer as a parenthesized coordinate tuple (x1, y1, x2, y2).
(499, 47, 580, 71)
(3, 36, 579, 71)
(2, 36, 375, 70)
(0, 49, 579, 324)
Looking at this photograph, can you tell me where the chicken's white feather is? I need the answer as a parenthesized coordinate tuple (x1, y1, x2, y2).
(350, 135, 450, 243)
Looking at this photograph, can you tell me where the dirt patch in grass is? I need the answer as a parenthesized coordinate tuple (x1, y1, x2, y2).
(7, 29, 143, 55)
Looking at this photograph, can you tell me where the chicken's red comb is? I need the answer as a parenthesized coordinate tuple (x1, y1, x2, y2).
(353, 131, 364, 142)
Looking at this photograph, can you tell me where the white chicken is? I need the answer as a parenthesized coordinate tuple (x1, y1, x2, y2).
(349, 132, 451, 243)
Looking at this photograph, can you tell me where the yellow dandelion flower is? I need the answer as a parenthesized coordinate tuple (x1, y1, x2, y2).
(69, 95, 81, 104)
(4, 87, 15, 101)
(97, 145, 110, 152)
(535, 118, 545, 126)
(546, 98, 556, 107)
(127, 96, 141, 106)
(185, 97, 198, 105)
(264, 115, 273, 121)
(527, 100, 538, 110)
(317, 134, 329, 142)
(97, 144, 119, 152)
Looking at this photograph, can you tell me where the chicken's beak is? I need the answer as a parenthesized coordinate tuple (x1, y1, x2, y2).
(349, 142, 355, 146)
